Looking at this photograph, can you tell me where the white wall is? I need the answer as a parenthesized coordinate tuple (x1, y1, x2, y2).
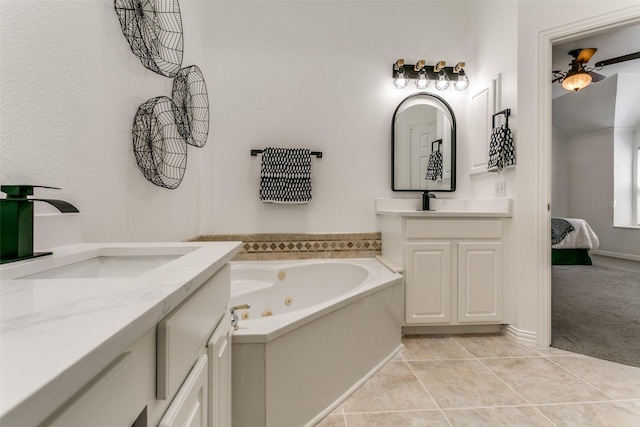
(568, 129, 640, 257)
(567, 129, 614, 236)
(199, 0, 470, 234)
(613, 129, 635, 227)
(552, 126, 640, 257)
(0, 0, 206, 244)
(551, 128, 569, 217)
(467, 1, 518, 200)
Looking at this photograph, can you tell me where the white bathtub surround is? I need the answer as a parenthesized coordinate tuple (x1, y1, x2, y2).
(0, 241, 242, 427)
(229, 258, 403, 427)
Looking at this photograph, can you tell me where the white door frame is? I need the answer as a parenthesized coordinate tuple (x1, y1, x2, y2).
(537, 7, 640, 347)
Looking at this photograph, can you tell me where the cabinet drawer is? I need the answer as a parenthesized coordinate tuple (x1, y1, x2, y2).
(406, 219, 503, 239)
(157, 264, 230, 399)
(44, 352, 140, 427)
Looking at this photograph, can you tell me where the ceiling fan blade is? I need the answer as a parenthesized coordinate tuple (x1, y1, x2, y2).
(594, 51, 640, 68)
(589, 71, 606, 82)
(575, 48, 597, 63)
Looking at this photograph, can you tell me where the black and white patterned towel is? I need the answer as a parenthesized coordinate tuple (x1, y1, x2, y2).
(488, 124, 516, 172)
(425, 151, 443, 181)
(551, 218, 575, 245)
(259, 147, 312, 203)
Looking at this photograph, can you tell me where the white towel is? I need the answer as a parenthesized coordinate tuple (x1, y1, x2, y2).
(259, 147, 312, 204)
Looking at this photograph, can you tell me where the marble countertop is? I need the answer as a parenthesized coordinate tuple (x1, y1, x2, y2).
(0, 241, 242, 426)
(375, 197, 513, 218)
(376, 209, 512, 218)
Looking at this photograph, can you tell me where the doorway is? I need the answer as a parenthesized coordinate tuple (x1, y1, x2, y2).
(539, 11, 640, 354)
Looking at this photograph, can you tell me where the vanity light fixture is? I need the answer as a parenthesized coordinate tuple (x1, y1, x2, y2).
(393, 59, 409, 89)
(392, 59, 468, 90)
(414, 60, 430, 89)
(434, 61, 450, 90)
(453, 62, 469, 91)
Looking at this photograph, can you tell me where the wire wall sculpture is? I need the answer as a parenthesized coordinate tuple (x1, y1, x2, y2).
(114, 0, 211, 189)
(172, 65, 210, 147)
(114, 0, 184, 78)
(133, 96, 187, 189)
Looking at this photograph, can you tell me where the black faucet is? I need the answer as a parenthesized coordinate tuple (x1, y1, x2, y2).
(422, 191, 436, 211)
(1, 185, 79, 264)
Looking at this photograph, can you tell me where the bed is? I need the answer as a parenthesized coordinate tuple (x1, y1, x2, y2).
(551, 217, 600, 265)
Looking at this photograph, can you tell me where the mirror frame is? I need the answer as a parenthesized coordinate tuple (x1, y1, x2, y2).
(391, 92, 456, 192)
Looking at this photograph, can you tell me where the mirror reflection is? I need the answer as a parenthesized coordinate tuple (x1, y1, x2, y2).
(392, 93, 456, 192)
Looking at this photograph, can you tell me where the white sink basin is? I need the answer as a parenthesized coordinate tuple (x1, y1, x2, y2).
(18, 255, 180, 279)
(0, 244, 199, 280)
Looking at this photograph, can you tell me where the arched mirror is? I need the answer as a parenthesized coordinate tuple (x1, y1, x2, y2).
(392, 93, 456, 193)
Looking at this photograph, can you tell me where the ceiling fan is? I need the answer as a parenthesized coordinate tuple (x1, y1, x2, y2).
(552, 48, 640, 92)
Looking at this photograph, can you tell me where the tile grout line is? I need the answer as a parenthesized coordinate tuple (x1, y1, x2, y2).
(400, 351, 454, 427)
(449, 336, 559, 427)
(544, 356, 627, 403)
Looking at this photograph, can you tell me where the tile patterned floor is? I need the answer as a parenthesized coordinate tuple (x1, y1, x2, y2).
(316, 334, 640, 426)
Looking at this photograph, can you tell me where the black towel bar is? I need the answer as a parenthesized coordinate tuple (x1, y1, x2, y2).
(251, 149, 323, 158)
(492, 108, 511, 128)
(431, 139, 442, 152)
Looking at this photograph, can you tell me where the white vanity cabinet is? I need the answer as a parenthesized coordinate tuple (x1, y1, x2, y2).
(404, 222, 504, 325)
(377, 201, 510, 329)
(155, 264, 232, 427)
(0, 242, 241, 427)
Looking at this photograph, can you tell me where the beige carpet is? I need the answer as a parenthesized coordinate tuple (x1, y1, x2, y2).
(551, 255, 640, 367)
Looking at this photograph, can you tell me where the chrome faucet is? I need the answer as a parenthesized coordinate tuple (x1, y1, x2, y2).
(230, 304, 251, 330)
(1, 185, 79, 264)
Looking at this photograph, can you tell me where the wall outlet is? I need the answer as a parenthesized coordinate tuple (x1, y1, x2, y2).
(495, 179, 506, 197)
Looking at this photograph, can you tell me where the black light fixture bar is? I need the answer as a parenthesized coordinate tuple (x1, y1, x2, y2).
(392, 63, 459, 80)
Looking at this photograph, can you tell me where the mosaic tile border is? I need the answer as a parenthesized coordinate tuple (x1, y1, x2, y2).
(188, 232, 381, 260)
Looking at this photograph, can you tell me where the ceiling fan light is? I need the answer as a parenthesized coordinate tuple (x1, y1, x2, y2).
(562, 71, 592, 91)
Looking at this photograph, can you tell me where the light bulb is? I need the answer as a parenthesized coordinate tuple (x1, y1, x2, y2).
(454, 69, 469, 91)
(434, 69, 450, 90)
(415, 69, 430, 89)
(393, 68, 409, 89)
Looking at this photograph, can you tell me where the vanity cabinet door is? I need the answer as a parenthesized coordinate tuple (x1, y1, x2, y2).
(405, 242, 452, 324)
(457, 242, 503, 323)
(208, 313, 232, 427)
(159, 354, 208, 427)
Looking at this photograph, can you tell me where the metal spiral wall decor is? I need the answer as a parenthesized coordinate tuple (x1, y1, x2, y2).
(172, 65, 209, 148)
(114, 0, 184, 78)
(133, 96, 187, 189)
(114, 0, 210, 189)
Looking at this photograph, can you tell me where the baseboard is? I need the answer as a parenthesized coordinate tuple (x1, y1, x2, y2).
(402, 324, 503, 335)
(593, 250, 640, 262)
(503, 324, 538, 346)
(305, 343, 403, 427)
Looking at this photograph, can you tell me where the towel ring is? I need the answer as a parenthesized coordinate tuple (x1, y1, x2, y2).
(492, 108, 511, 128)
